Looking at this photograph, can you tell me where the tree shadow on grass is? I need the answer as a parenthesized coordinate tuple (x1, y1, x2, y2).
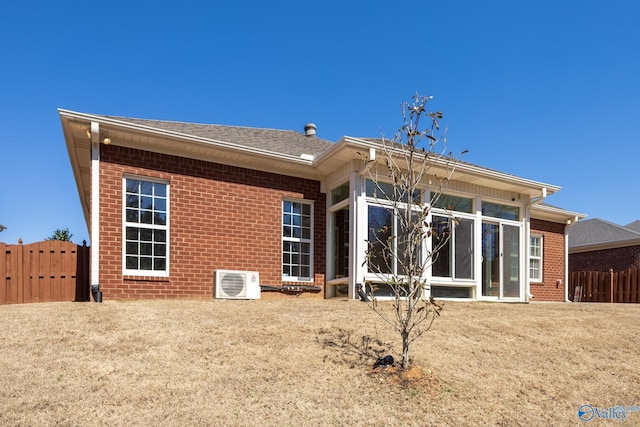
(316, 327, 394, 368)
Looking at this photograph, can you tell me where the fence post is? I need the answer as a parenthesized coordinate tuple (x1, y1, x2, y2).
(609, 268, 614, 304)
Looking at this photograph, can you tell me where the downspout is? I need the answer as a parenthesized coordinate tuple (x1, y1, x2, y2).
(526, 187, 547, 301)
(564, 216, 579, 302)
(90, 121, 102, 302)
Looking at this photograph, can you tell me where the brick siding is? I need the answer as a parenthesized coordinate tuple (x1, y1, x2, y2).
(98, 145, 326, 300)
(569, 245, 640, 273)
(530, 218, 566, 302)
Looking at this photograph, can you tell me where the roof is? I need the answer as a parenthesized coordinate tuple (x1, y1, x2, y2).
(105, 115, 334, 157)
(568, 218, 640, 252)
(625, 220, 640, 232)
(59, 109, 582, 228)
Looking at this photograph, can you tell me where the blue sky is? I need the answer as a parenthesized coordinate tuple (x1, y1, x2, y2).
(1, 1, 639, 244)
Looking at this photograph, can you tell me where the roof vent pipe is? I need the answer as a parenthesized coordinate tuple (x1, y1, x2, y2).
(304, 123, 317, 137)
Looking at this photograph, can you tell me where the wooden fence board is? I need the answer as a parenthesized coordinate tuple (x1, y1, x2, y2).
(570, 268, 640, 304)
(0, 240, 89, 305)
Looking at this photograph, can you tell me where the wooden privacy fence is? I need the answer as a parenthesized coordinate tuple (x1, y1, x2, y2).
(569, 268, 640, 303)
(0, 240, 90, 305)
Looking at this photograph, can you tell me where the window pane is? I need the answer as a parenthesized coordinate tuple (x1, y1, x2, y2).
(126, 209, 139, 223)
(154, 183, 166, 197)
(155, 230, 166, 242)
(433, 194, 473, 213)
(126, 256, 138, 269)
(331, 182, 349, 205)
(140, 243, 152, 256)
(154, 258, 166, 270)
(154, 244, 166, 257)
(454, 218, 474, 279)
(126, 242, 138, 255)
(154, 212, 166, 225)
(126, 227, 138, 240)
(482, 202, 519, 220)
(432, 216, 451, 277)
(140, 257, 152, 270)
(126, 180, 139, 193)
(367, 206, 393, 274)
(141, 196, 153, 210)
(140, 211, 152, 224)
(140, 229, 153, 241)
(126, 195, 139, 208)
(154, 198, 166, 212)
(141, 182, 153, 195)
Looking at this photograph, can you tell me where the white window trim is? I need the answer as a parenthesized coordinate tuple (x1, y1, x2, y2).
(282, 198, 314, 282)
(122, 175, 170, 277)
(530, 234, 543, 283)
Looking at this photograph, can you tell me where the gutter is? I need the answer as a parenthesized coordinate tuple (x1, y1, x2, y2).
(564, 216, 580, 302)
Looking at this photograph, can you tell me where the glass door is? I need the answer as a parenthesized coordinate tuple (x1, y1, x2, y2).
(482, 223, 500, 297)
(481, 222, 521, 298)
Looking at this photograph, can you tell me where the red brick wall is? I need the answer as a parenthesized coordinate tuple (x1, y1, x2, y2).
(569, 246, 640, 273)
(98, 145, 326, 300)
(530, 218, 566, 302)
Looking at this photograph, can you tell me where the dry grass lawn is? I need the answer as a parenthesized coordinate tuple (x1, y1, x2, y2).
(0, 299, 638, 426)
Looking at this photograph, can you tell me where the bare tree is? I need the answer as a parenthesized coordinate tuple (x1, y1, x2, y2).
(364, 93, 465, 369)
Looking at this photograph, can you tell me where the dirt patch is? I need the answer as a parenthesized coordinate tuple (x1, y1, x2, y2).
(369, 364, 442, 393)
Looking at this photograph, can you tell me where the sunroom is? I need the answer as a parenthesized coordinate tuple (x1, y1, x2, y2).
(318, 136, 561, 302)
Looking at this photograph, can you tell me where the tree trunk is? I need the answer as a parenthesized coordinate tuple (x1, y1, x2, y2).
(401, 331, 410, 369)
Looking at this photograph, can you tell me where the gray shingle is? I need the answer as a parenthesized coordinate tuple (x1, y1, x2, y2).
(103, 115, 335, 157)
(568, 218, 640, 247)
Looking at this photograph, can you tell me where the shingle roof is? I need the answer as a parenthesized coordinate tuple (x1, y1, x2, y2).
(568, 218, 640, 248)
(104, 115, 335, 157)
(625, 220, 640, 232)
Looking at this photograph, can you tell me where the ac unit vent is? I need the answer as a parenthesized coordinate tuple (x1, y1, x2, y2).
(215, 270, 261, 300)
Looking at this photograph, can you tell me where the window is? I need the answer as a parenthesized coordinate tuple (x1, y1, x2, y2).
(282, 200, 313, 281)
(123, 178, 168, 276)
(432, 194, 473, 214)
(366, 180, 421, 204)
(367, 205, 421, 276)
(432, 215, 474, 279)
(530, 235, 543, 282)
(482, 201, 519, 221)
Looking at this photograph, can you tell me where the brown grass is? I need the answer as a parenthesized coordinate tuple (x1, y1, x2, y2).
(0, 299, 638, 426)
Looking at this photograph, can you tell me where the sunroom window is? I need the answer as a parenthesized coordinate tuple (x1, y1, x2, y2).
(431, 215, 474, 279)
(123, 177, 169, 276)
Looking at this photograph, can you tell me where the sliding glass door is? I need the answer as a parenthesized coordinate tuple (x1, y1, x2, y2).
(482, 222, 521, 299)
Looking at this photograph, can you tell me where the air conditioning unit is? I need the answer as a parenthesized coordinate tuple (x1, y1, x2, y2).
(215, 270, 261, 300)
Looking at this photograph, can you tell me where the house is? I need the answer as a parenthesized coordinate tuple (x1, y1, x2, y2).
(569, 218, 640, 273)
(59, 109, 584, 302)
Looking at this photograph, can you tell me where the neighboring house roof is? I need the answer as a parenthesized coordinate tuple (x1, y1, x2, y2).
(568, 218, 640, 253)
(625, 220, 640, 232)
(58, 109, 582, 227)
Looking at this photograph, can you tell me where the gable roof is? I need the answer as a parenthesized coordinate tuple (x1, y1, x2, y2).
(568, 218, 640, 252)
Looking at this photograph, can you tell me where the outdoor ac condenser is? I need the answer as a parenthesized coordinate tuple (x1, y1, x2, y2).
(215, 270, 261, 300)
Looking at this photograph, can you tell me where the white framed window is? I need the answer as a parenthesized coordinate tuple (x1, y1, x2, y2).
(123, 177, 169, 277)
(431, 214, 475, 280)
(282, 200, 313, 281)
(529, 234, 543, 282)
